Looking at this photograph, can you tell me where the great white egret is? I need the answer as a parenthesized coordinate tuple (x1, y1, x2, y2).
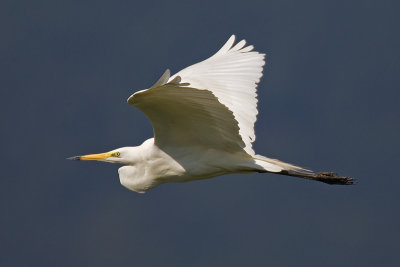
(68, 35, 354, 193)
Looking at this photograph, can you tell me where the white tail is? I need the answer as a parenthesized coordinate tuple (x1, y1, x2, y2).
(253, 154, 312, 173)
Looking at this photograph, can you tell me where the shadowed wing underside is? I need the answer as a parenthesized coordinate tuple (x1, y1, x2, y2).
(129, 79, 246, 153)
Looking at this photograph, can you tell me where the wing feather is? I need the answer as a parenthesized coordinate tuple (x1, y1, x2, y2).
(128, 35, 265, 155)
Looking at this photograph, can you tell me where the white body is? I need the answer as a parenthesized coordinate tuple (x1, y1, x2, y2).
(118, 139, 271, 193)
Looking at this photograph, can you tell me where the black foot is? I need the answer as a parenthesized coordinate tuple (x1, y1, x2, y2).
(315, 172, 355, 185)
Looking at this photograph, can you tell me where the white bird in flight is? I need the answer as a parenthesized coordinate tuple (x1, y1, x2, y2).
(69, 35, 354, 193)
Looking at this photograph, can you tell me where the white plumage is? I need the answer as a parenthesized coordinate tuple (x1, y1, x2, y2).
(69, 35, 354, 193)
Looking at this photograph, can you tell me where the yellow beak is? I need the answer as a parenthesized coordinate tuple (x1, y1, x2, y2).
(67, 152, 112, 161)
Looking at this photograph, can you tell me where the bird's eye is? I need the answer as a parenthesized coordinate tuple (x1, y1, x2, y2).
(111, 152, 121, 157)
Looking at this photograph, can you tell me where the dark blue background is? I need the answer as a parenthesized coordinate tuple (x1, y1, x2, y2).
(2, 0, 399, 266)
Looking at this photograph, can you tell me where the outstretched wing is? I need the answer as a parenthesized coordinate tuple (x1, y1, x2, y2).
(128, 35, 265, 154)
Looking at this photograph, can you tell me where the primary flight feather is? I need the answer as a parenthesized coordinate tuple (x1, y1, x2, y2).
(69, 35, 354, 193)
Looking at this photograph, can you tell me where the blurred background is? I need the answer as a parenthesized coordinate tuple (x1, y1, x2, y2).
(1, 0, 399, 266)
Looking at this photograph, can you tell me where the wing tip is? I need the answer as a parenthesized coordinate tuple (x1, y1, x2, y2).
(127, 94, 135, 104)
(213, 35, 267, 60)
(213, 35, 236, 56)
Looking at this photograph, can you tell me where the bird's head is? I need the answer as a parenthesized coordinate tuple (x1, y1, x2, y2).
(68, 147, 134, 164)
